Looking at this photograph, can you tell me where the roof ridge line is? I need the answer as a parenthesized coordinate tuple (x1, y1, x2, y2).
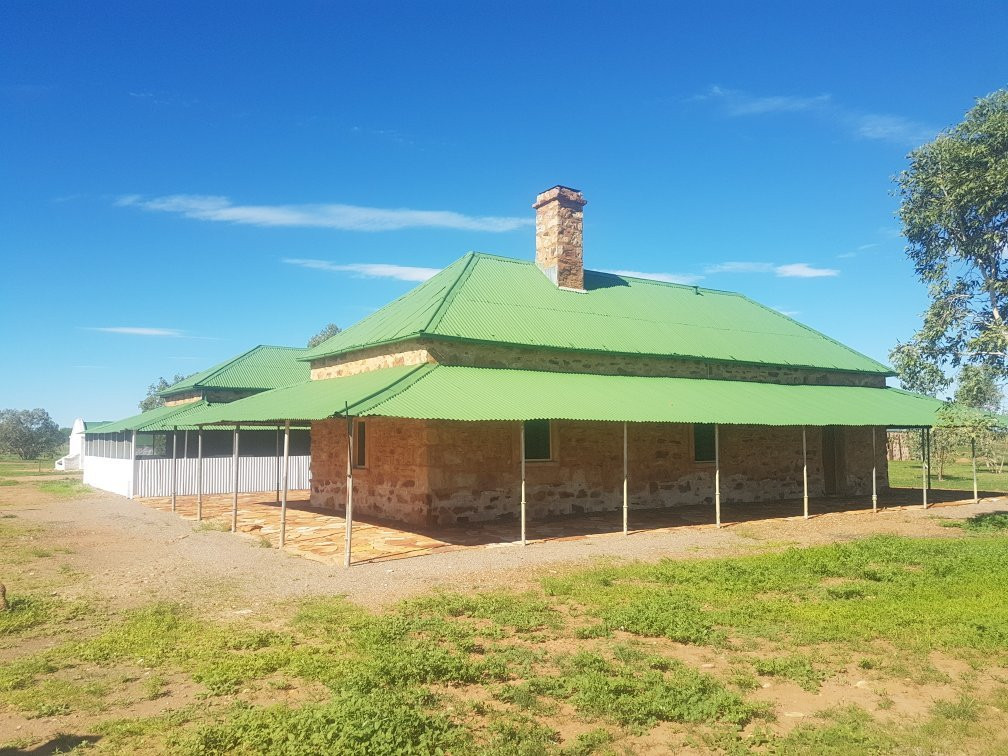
(420, 252, 480, 335)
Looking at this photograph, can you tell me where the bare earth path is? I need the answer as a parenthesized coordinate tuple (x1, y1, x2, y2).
(8, 487, 1005, 612)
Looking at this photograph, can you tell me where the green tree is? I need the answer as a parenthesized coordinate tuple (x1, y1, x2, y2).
(307, 323, 341, 349)
(893, 88, 1008, 386)
(139, 374, 192, 412)
(955, 364, 1004, 413)
(0, 408, 65, 460)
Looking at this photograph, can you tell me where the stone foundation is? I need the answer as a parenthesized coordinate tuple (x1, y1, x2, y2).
(309, 418, 890, 527)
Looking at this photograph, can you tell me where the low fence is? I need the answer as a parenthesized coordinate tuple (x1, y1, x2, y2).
(82, 454, 311, 498)
(134, 455, 311, 497)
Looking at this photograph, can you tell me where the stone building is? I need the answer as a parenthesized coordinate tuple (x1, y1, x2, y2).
(206, 186, 938, 528)
(92, 186, 941, 529)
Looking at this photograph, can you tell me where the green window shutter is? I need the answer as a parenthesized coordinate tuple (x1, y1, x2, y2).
(693, 424, 716, 462)
(524, 420, 551, 461)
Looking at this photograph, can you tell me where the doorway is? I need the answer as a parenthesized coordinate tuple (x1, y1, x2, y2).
(821, 426, 846, 496)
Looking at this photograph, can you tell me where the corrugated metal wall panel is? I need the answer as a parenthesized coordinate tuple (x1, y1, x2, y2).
(134, 455, 310, 497)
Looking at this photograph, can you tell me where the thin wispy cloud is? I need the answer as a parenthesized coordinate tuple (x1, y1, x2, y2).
(705, 261, 839, 278)
(283, 258, 440, 282)
(117, 194, 532, 232)
(772, 307, 801, 317)
(694, 86, 831, 116)
(85, 327, 185, 337)
(695, 85, 934, 146)
(705, 261, 775, 274)
(603, 269, 704, 285)
(774, 263, 838, 278)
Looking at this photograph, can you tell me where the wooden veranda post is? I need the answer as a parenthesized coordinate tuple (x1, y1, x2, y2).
(714, 424, 722, 528)
(802, 426, 808, 520)
(196, 428, 203, 521)
(520, 422, 527, 546)
(921, 428, 928, 510)
(344, 410, 354, 568)
(275, 427, 281, 504)
(170, 428, 178, 513)
(971, 437, 978, 504)
(926, 428, 932, 491)
(871, 427, 878, 513)
(280, 420, 291, 548)
(231, 425, 240, 532)
(622, 422, 628, 536)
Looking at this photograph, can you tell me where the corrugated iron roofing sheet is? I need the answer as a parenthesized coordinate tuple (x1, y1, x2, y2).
(197, 365, 431, 425)
(303, 253, 891, 375)
(161, 345, 309, 397)
(360, 366, 943, 426)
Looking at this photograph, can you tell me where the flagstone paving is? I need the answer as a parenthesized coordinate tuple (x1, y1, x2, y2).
(137, 486, 984, 567)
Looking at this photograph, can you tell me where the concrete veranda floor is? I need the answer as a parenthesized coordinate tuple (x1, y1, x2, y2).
(136, 486, 995, 567)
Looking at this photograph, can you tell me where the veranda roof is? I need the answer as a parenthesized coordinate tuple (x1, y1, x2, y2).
(191, 365, 944, 428)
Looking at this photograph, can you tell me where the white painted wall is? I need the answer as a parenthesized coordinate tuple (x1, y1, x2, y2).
(82, 455, 134, 497)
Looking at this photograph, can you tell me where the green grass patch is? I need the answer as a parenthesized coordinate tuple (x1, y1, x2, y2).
(0, 594, 50, 636)
(0, 479, 18, 486)
(962, 511, 1008, 532)
(35, 479, 92, 497)
(542, 535, 1008, 660)
(178, 690, 470, 756)
(753, 653, 825, 691)
(888, 459, 1008, 493)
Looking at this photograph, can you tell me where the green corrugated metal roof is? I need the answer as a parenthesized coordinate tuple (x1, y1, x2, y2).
(87, 403, 189, 434)
(359, 366, 943, 426)
(303, 253, 891, 375)
(198, 365, 431, 425)
(160, 345, 309, 397)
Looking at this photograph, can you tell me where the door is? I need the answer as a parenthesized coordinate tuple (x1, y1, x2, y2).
(821, 426, 846, 495)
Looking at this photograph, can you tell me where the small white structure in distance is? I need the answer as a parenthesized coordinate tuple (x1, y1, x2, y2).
(55, 418, 87, 471)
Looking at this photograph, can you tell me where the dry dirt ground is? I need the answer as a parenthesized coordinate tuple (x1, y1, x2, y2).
(4, 483, 1005, 613)
(2, 476, 1007, 753)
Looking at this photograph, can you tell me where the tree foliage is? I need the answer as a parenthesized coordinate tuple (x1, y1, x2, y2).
(955, 364, 1004, 413)
(139, 374, 192, 412)
(0, 408, 66, 460)
(307, 323, 341, 349)
(892, 89, 1008, 391)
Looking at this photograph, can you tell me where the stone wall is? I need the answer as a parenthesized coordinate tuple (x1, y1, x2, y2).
(163, 389, 259, 406)
(309, 337, 887, 388)
(164, 392, 202, 406)
(310, 417, 433, 524)
(309, 418, 890, 527)
(311, 344, 434, 380)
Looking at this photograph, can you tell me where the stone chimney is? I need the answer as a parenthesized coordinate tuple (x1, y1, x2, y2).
(533, 186, 587, 291)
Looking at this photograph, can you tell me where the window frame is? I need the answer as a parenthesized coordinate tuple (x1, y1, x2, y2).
(523, 419, 553, 462)
(353, 419, 367, 469)
(691, 423, 717, 464)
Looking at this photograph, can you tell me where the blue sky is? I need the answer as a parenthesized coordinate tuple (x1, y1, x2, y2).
(2, 1, 1006, 425)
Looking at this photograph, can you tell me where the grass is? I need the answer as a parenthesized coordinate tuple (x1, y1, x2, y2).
(889, 458, 1008, 492)
(2, 524, 1008, 752)
(34, 478, 92, 497)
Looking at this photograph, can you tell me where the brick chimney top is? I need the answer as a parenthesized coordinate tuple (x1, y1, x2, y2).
(533, 186, 587, 291)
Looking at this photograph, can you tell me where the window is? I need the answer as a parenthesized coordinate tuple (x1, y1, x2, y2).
(693, 424, 716, 462)
(523, 419, 552, 461)
(354, 420, 367, 467)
